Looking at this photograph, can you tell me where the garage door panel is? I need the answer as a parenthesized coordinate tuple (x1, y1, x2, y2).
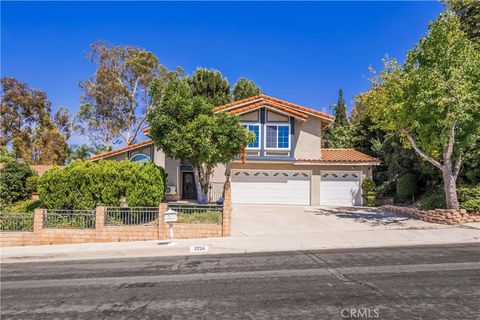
(232, 170, 310, 205)
(320, 172, 361, 206)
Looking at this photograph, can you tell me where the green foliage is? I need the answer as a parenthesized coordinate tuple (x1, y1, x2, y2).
(26, 175, 39, 193)
(323, 88, 354, 148)
(396, 173, 417, 202)
(189, 68, 232, 106)
(446, 0, 480, 44)
(361, 178, 376, 194)
(233, 78, 261, 101)
(458, 186, 480, 212)
(37, 160, 165, 210)
(419, 188, 447, 210)
(177, 211, 221, 224)
(365, 192, 377, 207)
(0, 146, 15, 163)
(3, 199, 41, 213)
(148, 78, 253, 203)
(0, 161, 35, 208)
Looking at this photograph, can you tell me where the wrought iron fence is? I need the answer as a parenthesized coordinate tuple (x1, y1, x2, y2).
(105, 207, 159, 226)
(168, 203, 223, 224)
(0, 212, 34, 232)
(208, 182, 224, 203)
(43, 210, 96, 229)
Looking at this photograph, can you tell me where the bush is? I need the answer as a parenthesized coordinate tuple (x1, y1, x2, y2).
(362, 178, 375, 194)
(396, 173, 416, 202)
(420, 188, 446, 210)
(458, 186, 480, 212)
(38, 160, 165, 210)
(177, 211, 221, 224)
(0, 161, 35, 209)
(4, 199, 41, 213)
(26, 175, 39, 193)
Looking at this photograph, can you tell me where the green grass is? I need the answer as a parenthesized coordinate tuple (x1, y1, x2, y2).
(177, 211, 222, 224)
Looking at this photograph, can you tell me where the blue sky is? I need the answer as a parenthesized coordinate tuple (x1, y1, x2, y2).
(1, 1, 443, 145)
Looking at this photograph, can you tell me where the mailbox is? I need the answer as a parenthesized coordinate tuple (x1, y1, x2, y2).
(164, 210, 177, 223)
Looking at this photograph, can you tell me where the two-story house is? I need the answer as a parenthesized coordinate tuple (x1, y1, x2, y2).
(91, 94, 380, 206)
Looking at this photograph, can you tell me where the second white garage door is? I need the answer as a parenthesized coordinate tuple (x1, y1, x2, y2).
(320, 172, 361, 206)
(231, 169, 311, 205)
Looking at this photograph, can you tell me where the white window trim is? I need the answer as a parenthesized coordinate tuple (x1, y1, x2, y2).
(242, 123, 261, 150)
(264, 123, 291, 150)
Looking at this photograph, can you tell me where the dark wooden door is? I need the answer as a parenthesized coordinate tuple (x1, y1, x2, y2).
(182, 172, 197, 200)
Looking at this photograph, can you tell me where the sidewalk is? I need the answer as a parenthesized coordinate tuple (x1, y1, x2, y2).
(1, 223, 479, 263)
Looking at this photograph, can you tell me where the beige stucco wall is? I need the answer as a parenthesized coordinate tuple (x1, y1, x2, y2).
(293, 117, 322, 160)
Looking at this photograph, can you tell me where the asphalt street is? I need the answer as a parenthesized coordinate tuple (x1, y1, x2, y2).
(1, 243, 479, 319)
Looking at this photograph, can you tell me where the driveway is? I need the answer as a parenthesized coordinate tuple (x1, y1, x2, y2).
(231, 204, 448, 237)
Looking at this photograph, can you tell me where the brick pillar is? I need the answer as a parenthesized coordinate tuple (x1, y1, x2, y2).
(96, 206, 106, 231)
(222, 180, 232, 237)
(158, 203, 168, 240)
(33, 209, 44, 232)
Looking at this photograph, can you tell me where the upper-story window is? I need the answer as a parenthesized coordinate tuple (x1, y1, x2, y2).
(242, 124, 260, 149)
(265, 124, 290, 149)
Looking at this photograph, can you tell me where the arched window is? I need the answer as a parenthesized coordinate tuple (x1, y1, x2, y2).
(129, 153, 151, 164)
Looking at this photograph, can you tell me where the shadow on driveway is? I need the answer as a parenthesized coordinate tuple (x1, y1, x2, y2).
(307, 207, 411, 227)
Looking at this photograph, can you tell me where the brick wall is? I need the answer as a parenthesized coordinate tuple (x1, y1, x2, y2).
(383, 205, 480, 225)
(1, 197, 231, 247)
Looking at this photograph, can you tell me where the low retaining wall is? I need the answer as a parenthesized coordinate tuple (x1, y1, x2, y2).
(1, 184, 232, 247)
(382, 205, 480, 225)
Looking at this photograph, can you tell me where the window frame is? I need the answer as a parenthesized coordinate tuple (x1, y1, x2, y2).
(264, 123, 291, 150)
(242, 123, 261, 150)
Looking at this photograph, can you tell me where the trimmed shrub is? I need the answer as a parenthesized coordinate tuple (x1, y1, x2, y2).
(26, 175, 39, 193)
(4, 199, 41, 213)
(177, 211, 221, 224)
(361, 179, 377, 207)
(0, 161, 35, 208)
(361, 178, 375, 194)
(38, 160, 165, 210)
(396, 173, 417, 202)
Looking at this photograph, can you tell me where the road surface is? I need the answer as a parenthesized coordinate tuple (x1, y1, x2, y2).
(1, 243, 479, 319)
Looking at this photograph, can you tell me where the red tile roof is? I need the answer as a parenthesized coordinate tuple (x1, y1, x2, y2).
(90, 140, 154, 161)
(214, 94, 335, 122)
(297, 148, 380, 163)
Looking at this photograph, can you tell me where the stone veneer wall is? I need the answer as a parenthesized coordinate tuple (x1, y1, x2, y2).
(382, 205, 480, 225)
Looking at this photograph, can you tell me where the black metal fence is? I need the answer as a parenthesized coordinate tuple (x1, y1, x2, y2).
(168, 203, 223, 214)
(208, 182, 224, 203)
(43, 210, 96, 229)
(0, 212, 34, 232)
(105, 207, 159, 226)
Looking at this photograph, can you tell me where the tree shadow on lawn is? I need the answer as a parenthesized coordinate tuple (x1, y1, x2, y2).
(307, 207, 411, 227)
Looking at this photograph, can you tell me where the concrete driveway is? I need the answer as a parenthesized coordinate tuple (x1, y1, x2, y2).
(231, 204, 446, 237)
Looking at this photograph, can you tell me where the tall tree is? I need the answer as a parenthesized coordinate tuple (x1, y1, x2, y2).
(148, 78, 253, 203)
(446, 0, 480, 44)
(0, 77, 68, 164)
(361, 12, 480, 209)
(189, 68, 232, 106)
(322, 88, 353, 148)
(77, 41, 170, 150)
(233, 78, 261, 101)
(333, 88, 348, 126)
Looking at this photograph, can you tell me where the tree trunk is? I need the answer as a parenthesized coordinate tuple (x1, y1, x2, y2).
(193, 166, 209, 204)
(442, 163, 460, 210)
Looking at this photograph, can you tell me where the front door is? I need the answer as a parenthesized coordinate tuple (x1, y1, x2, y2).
(182, 172, 197, 200)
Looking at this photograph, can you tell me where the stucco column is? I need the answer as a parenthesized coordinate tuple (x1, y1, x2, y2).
(33, 209, 44, 233)
(96, 206, 106, 231)
(222, 180, 232, 237)
(311, 173, 321, 206)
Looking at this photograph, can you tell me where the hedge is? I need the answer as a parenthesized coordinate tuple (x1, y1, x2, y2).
(38, 160, 165, 210)
(0, 161, 35, 209)
(420, 185, 480, 212)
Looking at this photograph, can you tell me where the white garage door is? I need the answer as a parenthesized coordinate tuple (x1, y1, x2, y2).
(320, 172, 361, 206)
(231, 170, 311, 205)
